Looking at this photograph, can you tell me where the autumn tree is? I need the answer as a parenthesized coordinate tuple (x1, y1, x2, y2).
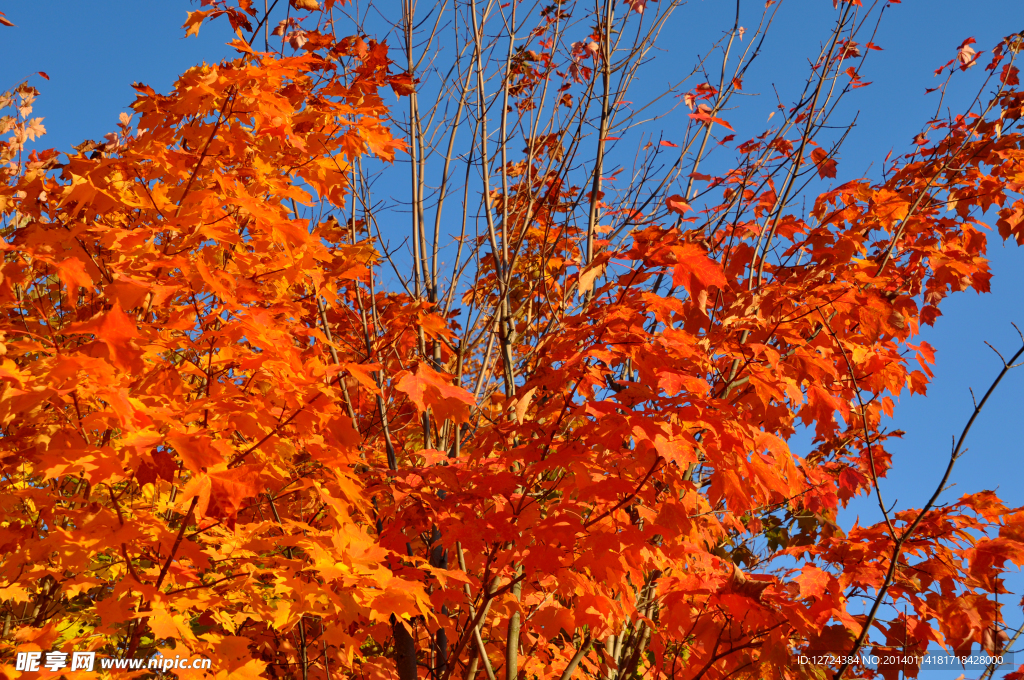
(2, 1, 1024, 680)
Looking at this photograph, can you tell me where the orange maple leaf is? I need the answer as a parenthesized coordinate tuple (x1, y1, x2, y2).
(395, 362, 476, 425)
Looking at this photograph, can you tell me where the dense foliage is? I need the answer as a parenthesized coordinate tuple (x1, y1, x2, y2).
(2, 2, 1024, 679)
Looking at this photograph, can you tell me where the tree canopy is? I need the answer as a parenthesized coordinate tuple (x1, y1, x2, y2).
(2, 2, 1024, 680)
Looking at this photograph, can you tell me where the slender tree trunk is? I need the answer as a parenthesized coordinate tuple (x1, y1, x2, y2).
(394, 615, 419, 680)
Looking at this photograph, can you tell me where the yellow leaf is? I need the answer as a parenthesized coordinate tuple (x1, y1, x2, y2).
(183, 10, 214, 37)
(513, 386, 537, 425)
(0, 583, 30, 603)
(578, 263, 606, 294)
(24, 117, 45, 140)
(147, 605, 196, 642)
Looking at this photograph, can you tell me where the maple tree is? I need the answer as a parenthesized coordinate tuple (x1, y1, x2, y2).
(2, 1, 1024, 679)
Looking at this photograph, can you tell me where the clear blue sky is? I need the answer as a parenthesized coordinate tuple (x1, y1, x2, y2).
(3, 0, 1023, 676)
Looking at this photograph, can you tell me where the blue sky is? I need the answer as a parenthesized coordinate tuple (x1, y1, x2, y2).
(3, 0, 1023, 676)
